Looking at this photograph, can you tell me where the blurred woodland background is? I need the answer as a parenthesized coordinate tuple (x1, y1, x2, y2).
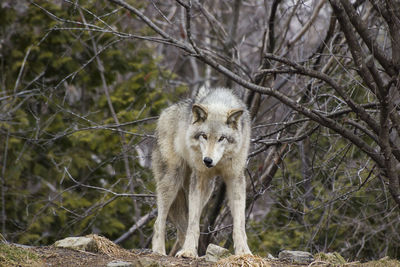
(1, 0, 399, 261)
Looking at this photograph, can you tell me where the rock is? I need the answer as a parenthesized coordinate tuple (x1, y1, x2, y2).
(54, 236, 97, 252)
(278, 250, 314, 264)
(205, 243, 232, 262)
(107, 260, 134, 267)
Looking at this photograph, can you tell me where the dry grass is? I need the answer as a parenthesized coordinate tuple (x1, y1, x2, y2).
(215, 254, 271, 267)
(87, 234, 133, 257)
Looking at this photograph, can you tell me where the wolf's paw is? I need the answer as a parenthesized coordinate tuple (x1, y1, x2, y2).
(152, 250, 166, 256)
(175, 249, 198, 258)
(151, 246, 166, 256)
(236, 251, 253, 256)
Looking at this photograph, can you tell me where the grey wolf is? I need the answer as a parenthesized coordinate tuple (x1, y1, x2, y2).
(151, 87, 252, 258)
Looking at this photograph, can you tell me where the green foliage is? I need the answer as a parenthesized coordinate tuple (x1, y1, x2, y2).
(0, 1, 186, 249)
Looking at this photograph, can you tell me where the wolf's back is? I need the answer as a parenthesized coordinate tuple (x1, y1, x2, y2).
(153, 99, 192, 168)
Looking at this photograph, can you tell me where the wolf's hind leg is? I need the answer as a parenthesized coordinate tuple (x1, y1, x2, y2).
(168, 189, 188, 256)
(152, 171, 181, 255)
(169, 227, 186, 256)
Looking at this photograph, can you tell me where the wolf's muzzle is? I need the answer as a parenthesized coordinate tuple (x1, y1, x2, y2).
(203, 157, 213, 168)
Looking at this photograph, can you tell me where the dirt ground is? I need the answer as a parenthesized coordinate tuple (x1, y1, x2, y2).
(2, 237, 399, 267)
(33, 246, 210, 267)
(1, 242, 306, 267)
(28, 246, 400, 267)
(31, 246, 304, 267)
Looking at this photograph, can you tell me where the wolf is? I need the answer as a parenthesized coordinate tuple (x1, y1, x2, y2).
(151, 87, 252, 258)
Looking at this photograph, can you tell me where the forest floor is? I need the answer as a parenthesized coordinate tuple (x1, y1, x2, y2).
(1, 242, 304, 267)
(1, 238, 399, 267)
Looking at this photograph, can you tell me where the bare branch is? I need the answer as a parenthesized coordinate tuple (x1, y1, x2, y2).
(114, 209, 157, 244)
(339, 0, 396, 76)
(107, 0, 192, 53)
(64, 168, 154, 199)
(288, 0, 327, 47)
(263, 53, 380, 134)
(328, 0, 379, 95)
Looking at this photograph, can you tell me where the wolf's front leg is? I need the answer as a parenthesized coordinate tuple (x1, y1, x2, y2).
(176, 173, 214, 258)
(225, 174, 252, 255)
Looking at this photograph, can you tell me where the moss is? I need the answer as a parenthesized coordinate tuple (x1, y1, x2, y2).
(314, 252, 347, 265)
(314, 253, 400, 267)
(360, 257, 400, 267)
(0, 243, 43, 267)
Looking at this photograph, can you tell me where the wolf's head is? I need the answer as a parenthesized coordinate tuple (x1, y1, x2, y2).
(189, 103, 245, 168)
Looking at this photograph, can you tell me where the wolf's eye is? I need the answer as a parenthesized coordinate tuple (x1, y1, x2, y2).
(201, 133, 208, 140)
(218, 136, 226, 142)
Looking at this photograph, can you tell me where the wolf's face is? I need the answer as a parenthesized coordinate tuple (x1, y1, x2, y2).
(189, 104, 244, 168)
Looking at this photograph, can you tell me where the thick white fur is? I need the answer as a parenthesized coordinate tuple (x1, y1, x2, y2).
(151, 87, 251, 257)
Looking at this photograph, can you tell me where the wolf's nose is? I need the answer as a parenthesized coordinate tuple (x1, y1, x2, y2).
(203, 157, 213, 168)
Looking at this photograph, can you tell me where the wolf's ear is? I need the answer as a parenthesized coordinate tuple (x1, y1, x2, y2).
(227, 109, 244, 129)
(192, 104, 208, 124)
